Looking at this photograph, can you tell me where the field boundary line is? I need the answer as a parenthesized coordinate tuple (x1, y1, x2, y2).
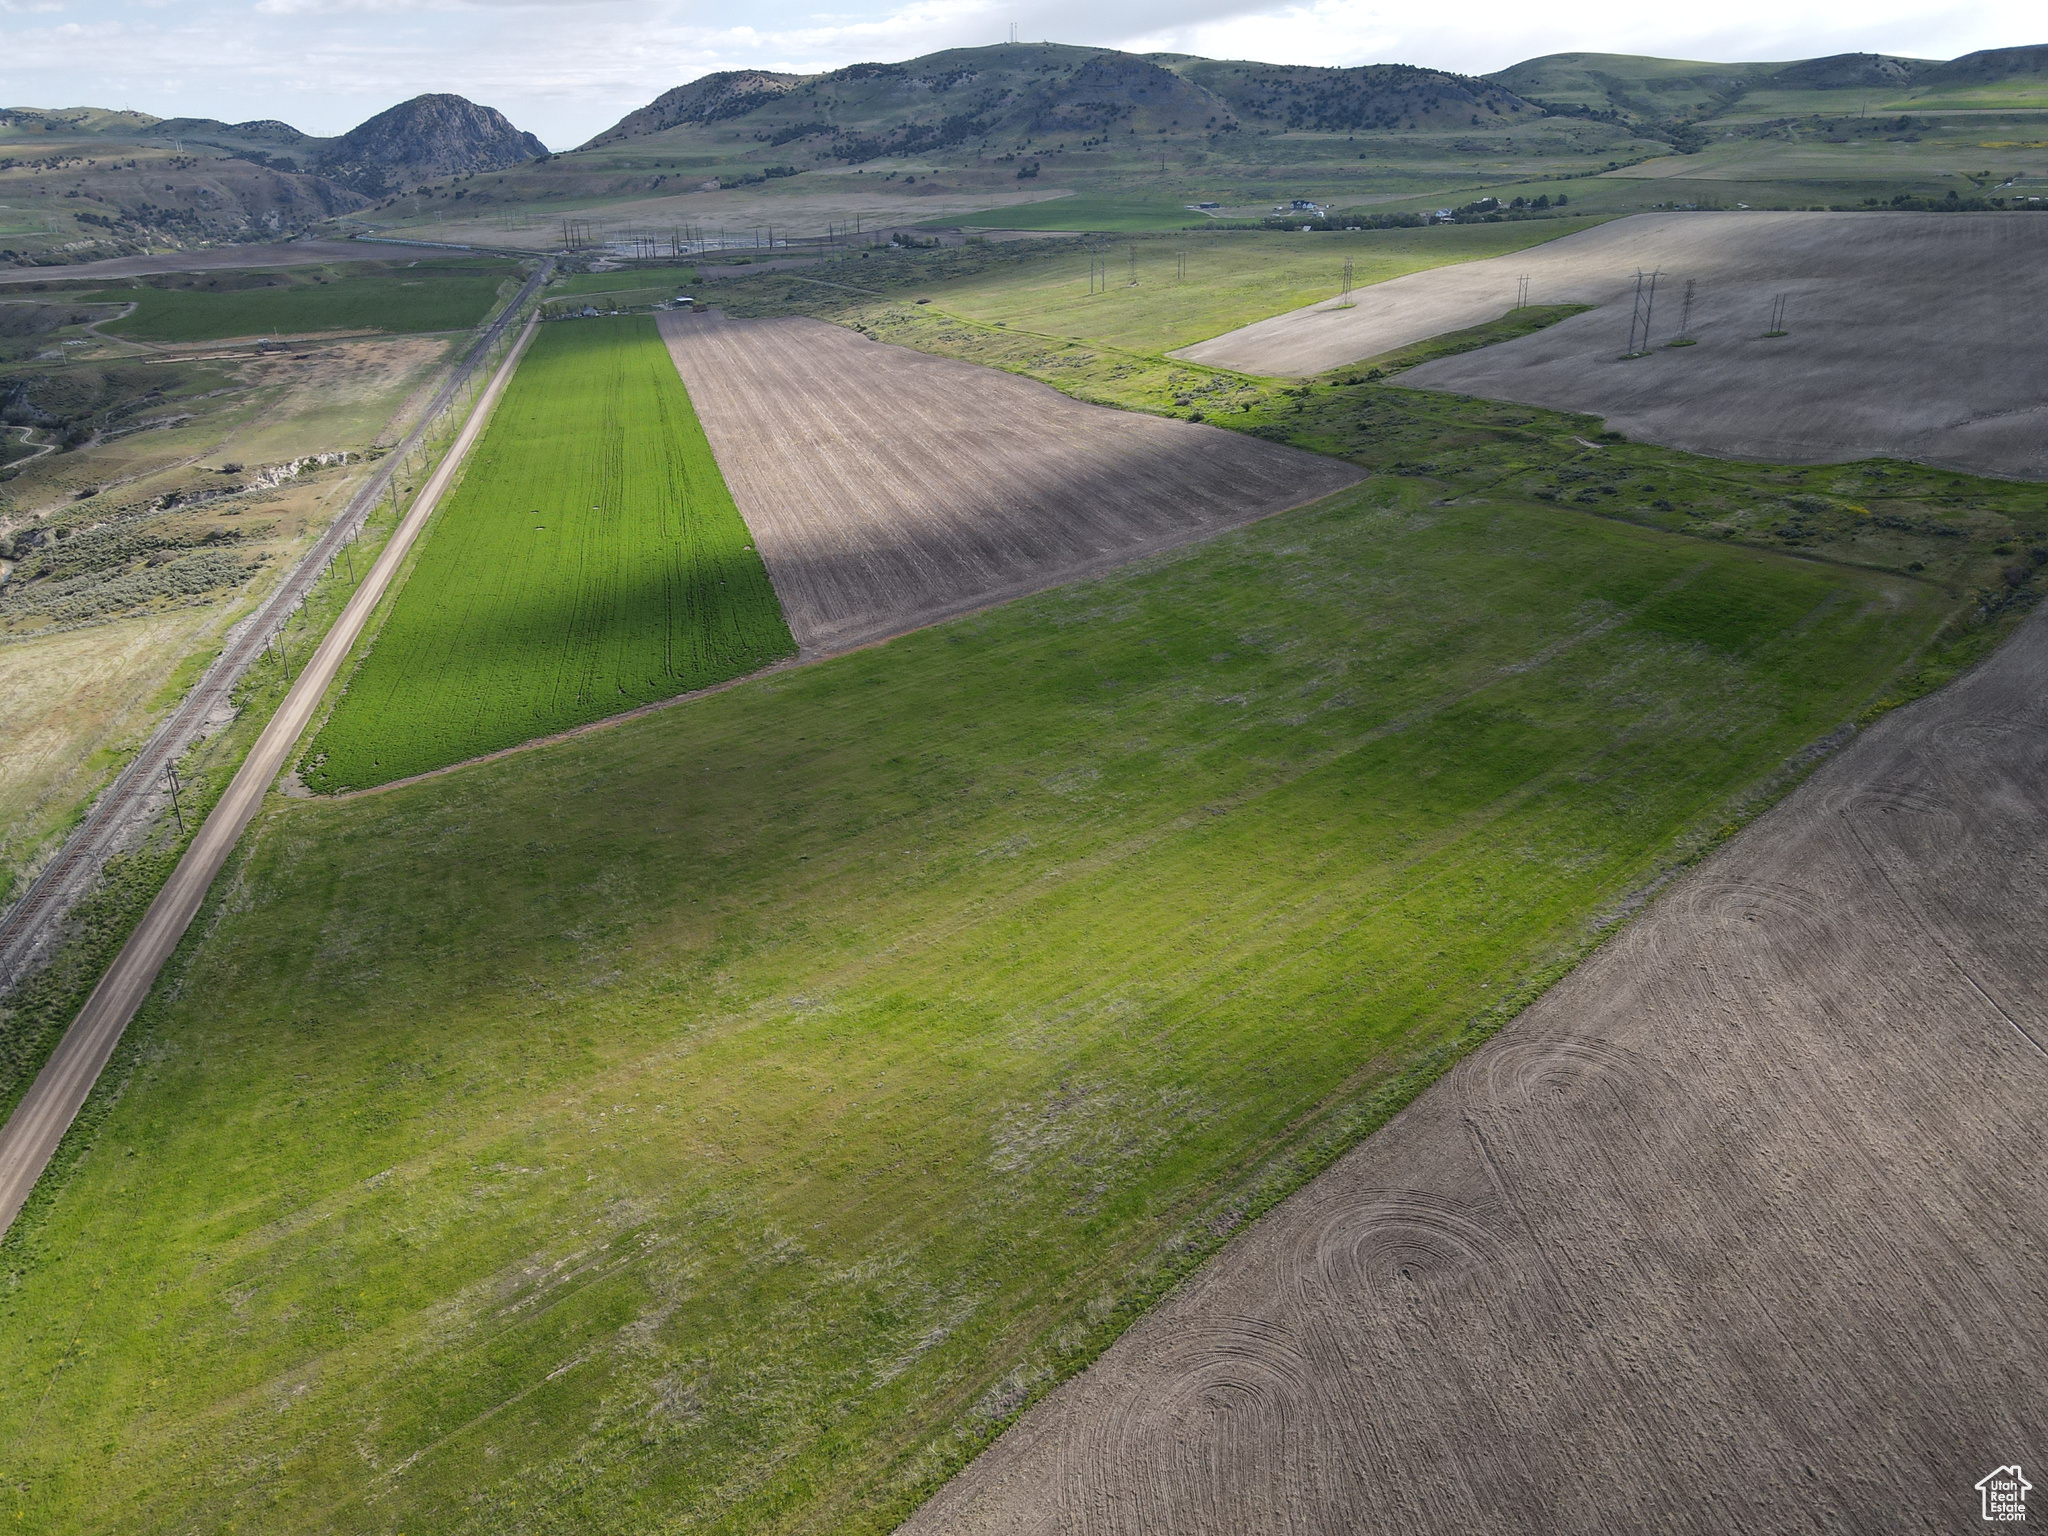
(310, 468, 1367, 802)
(0, 302, 545, 1238)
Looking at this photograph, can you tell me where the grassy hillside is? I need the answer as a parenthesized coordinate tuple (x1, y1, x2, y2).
(579, 45, 1526, 155)
(301, 315, 791, 790)
(10, 42, 2048, 267)
(0, 460, 1957, 1534)
(1488, 45, 2048, 127)
(0, 287, 454, 897)
(0, 123, 366, 264)
(89, 258, 517, 341)
(339, 42, 1663, 249)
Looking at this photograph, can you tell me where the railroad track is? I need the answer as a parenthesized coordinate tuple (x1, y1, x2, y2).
(0, 262, 552, 992)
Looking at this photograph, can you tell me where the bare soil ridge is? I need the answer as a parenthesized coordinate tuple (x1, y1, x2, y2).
(1182, 211, 2048, 481)
(659, 311, 1362, 656)
(907, 603, 2048, 1533)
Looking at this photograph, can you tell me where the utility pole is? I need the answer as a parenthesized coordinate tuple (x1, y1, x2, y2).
(1128, 243, 1137, 285)
(163, 763, 186, 835)
(1342, 255, 1354, 304)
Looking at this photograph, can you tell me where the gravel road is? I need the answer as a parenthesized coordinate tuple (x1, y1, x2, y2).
(0, 265, 549, 994)
(0, 287, 545, 1237)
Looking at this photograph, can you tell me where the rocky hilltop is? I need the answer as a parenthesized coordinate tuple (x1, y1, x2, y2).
(109, 94, 548, 195)
(579, 44, 1528, 161)
(316, 95, 549, 195)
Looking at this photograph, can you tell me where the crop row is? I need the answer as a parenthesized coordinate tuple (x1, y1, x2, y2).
(303, 316, 794, 790)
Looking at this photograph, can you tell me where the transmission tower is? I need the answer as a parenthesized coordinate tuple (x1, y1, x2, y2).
(1624, 268, 1662, 356)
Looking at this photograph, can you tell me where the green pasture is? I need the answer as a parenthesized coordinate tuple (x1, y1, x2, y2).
(1722, 81, 2048, 120)
(541, 269, 697, 314)
(89, 261, 515, 341)
(942, 193, 1220, 231)
(0, 461, 1958, 1533)
(302, 316, 792, 790)
(547, 269, 696, 298)
(861, 220, 1605, 352)
(10, 161, 2045, 1536)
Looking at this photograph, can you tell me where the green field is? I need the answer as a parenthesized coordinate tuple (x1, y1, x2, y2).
(541, 269, 698, 315)
(11, 80, 2048, 1526)
(944, 193, 1225, 231)
(751, 221, 1605, 359)
(302, 316, 792, 791)
(1, 431, 1970, 1531)
(547, 268, 696, 298)
(89, 261, 516, 341)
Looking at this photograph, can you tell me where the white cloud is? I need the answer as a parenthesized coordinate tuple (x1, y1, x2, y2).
(252, 0, 619, 12)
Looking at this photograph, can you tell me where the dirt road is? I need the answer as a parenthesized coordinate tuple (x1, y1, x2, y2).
(660, 312, 1361, 655)
(1179, 212, 2048, 479)
(0, 305, 542, 1237)
(907, 604, 2048, 1532)
(0, 267, 549, 994)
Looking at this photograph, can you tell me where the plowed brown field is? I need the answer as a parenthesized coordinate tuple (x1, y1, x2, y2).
(658, 312, 1363, 655)
(905, 606, 2048, 1531)
(1181, 212, 2048, 480)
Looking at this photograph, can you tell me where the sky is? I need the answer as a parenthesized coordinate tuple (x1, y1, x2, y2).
(1, 0, 2037, 148)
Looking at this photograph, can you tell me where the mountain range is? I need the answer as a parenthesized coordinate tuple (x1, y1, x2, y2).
(579, 41, 2048, 162)
(2, 40, 2043, 264)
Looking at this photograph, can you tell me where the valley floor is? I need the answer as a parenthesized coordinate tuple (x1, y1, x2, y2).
(908, 572, 2048, 1536)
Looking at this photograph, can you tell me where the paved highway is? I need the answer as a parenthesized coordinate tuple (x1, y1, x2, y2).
(0, 298, 545, 1236)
